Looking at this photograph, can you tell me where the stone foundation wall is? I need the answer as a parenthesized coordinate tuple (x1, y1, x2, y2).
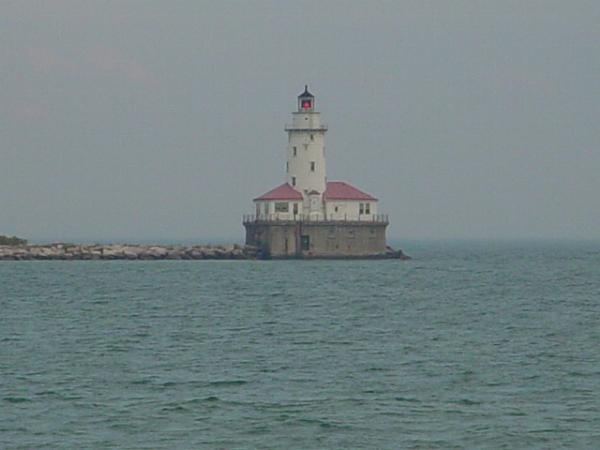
(300, 222, 387, 257)
(244, 221, 392, 258)
(245, 223, 298, 257)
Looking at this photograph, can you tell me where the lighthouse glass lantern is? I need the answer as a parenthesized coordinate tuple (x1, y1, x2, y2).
(298, 85, 315, 112)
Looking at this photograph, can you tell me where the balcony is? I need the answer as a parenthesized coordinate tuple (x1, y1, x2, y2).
(284, 124, 328, 132)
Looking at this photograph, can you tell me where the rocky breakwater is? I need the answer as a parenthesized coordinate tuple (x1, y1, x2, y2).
(383, 246, 411, 260)
(0, 243, 261, 261)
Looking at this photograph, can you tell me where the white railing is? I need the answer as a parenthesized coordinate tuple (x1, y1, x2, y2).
(284, 124, 328, 131)
(242, 214, 389, 224)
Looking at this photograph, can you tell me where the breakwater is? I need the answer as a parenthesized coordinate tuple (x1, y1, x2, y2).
(0, 243, 409, 260)
(0, 243, 259, 260)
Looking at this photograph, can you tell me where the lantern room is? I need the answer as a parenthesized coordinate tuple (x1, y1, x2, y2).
(297, 85, 314, 112)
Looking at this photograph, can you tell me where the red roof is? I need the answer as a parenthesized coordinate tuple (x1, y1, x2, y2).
(254, 183, 303, 201)
(324, 181, 377, 201)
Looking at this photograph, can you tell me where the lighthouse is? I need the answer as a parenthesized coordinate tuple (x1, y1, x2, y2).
(285, 86, 327, 219)
(243, 87, 393, 258)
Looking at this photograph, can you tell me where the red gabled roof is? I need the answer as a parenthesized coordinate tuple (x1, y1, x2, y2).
(324, 181, 377, 201)
(254, 183, 303, 201)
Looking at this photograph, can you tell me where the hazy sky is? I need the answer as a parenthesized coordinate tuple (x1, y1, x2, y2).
(1, 1, 599, 242)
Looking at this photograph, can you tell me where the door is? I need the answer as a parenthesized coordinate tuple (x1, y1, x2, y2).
(300, 235, 310, 251)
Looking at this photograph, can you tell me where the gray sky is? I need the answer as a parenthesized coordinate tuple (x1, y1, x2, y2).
(1, 0, 599, 242)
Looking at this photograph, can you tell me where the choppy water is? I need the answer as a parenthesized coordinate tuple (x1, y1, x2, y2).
(1, 240, 599, 449)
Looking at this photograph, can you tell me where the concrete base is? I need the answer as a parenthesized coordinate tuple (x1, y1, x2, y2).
(243, 220, 399, 259)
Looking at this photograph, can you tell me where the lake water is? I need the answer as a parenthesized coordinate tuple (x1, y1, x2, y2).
(1, 240, 599, 449)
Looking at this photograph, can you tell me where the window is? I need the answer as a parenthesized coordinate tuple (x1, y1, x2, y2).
(263, 203, 269, 214)
(293, 147, 297, 156)
(293, 203, 298, 215)
(286, 162, 289, 172)
(310, 134, 314, 141)
(256, 203, 260, 216)
(359, 203, 365, 215)
(275, 202, 289, 212)
(365, 203, 371, 214)
(310, 161, 315, 172)
(292, 176, 296, 186)
(334, 206, 338, 212)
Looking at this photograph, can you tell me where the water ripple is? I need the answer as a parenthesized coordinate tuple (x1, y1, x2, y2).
(1, 242, 599, 448)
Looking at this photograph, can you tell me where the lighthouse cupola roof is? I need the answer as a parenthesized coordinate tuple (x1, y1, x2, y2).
(297, 85, 315, 112)
(298, 85, 314, 98)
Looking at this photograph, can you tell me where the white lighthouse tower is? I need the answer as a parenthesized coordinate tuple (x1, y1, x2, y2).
(285, 86, 328, 219)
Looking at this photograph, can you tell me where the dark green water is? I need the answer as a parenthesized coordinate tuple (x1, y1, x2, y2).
(1, 241, 599, 449)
